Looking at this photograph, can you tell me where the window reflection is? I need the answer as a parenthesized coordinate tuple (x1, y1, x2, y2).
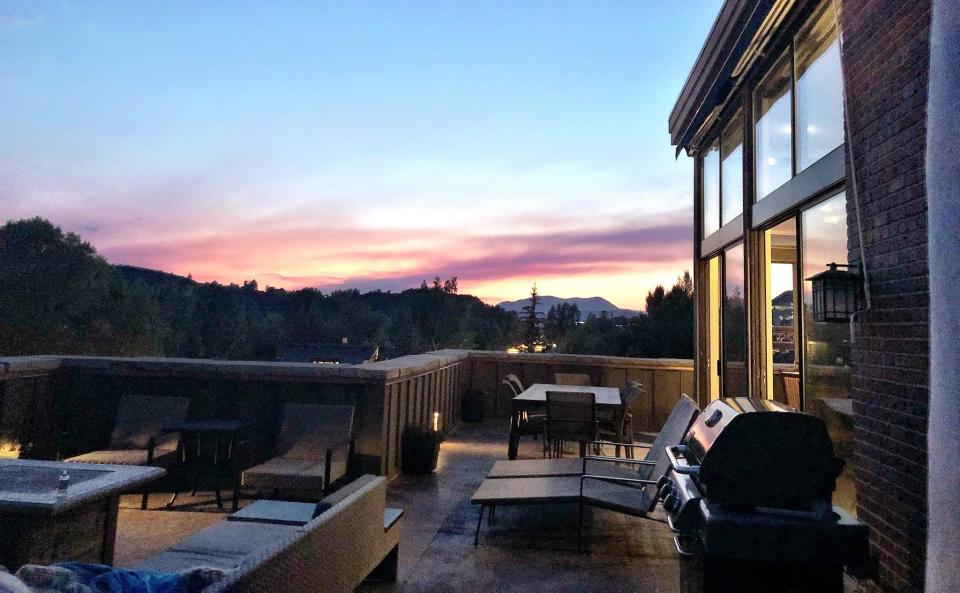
(721, 113, 743, 226)
(796, 2, 844, 171)
(703, 143, 721, 236)
(801, 192, 855, 513)
(723, 243, 747, 396)
(754, 53, 793, 200)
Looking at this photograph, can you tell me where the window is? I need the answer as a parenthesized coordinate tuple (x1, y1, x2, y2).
(753, 4, 843, 201)
(801, 191, 855, 513)
(721, 112, 744, 225)
(795, 2, 843, 171)
(754, 53, 793, 200)
(722, 243, 747, 396)
(702, 143, 721, 237)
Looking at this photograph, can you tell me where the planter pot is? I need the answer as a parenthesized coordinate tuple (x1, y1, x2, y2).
(461, 391, 485, 423)
(401, 429, 441, 474)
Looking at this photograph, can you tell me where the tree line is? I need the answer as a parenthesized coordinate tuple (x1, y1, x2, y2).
(0, 218, 694, 361)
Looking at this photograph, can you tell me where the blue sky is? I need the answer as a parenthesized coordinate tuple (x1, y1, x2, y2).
(0, 1, 723, 309)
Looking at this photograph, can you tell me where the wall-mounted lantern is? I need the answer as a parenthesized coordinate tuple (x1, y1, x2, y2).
(432, 411, 441, 433)
(806, 262, 861, 322)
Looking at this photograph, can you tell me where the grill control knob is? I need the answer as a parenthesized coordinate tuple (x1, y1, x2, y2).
(657, 483, 671, 501)
(663, 494, 680, 513)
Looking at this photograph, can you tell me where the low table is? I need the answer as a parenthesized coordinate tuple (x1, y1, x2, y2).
(164, 419, 247, 512)
(0, 459, 164, 570)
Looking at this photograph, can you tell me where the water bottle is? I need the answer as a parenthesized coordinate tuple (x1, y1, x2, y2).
(57, 469, 70, 496)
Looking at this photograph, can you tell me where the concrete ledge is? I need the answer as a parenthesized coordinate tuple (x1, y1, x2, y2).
(462, 350, 694, 370)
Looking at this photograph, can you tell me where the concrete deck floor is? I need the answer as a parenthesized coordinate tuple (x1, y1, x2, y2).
(115, 419, 681, 593)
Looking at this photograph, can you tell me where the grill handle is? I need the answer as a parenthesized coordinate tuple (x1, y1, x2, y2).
(666, 445, 701, 475)
(673, 535, 699, 557)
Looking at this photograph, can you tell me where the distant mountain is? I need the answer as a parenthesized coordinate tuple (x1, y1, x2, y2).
(496, 296, 639, 318)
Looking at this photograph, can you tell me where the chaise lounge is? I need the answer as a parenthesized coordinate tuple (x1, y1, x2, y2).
(471, 394, 699, 545)
(241, 403, 354, 499)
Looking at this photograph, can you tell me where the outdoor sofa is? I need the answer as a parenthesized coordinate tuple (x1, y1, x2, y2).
(135, 474, 401, 593)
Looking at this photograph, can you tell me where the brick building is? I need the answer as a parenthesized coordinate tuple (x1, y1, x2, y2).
(668, 1, 931, 591)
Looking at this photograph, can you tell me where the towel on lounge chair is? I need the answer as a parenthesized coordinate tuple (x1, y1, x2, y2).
(13, 563, 228, 593)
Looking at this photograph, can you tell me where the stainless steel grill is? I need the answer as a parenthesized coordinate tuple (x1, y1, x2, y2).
(658, 398, 873, 593)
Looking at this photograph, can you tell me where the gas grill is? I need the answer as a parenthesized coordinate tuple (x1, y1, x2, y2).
(657, 398, 873, 593)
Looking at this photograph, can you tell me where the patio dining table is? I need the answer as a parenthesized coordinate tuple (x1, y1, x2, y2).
(507, 384, 622, 459)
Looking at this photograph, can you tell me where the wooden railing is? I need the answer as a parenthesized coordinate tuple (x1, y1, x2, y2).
(0, 350, 697, 476)
(0, 353, 469, 477)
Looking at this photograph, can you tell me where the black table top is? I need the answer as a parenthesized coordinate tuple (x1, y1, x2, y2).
(163, 419, 248, 433)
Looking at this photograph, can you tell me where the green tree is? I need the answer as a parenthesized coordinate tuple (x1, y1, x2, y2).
(519, 284, 543, 352)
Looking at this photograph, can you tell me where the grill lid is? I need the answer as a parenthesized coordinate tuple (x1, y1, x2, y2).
(683, 398, 844, 508)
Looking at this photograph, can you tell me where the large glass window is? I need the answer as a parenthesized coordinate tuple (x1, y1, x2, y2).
(722, 243, 747, 396)
(721, 113, 744, 225)
(754, 53, 793, 200)
(801, 191, 855, 513)
(765, 218, 799, 409)
(702, 143, 721, 236)
(795, 3, 843, 171)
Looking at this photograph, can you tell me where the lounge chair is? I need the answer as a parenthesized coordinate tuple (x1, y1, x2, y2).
(65, 394, 190, 509)
(241, 403, 354, 499)
(472, 394, 699, 545)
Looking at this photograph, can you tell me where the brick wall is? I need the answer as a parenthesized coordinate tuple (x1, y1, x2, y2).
(839, 0, 931, 591)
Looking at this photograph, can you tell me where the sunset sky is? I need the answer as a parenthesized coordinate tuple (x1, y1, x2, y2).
(1, 1, 722, 310)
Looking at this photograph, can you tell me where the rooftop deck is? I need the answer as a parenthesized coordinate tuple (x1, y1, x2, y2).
(113, 419, 680, 593)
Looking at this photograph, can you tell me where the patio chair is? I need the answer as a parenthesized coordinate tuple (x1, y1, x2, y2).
(488, 393, 698, 479)
(544, 391, 597, 458)
(65, 394, 190, 510)
(554, 373, 591, 386)
(503, 373, 525, 395)
(504, 374, 545, 447)
(241, 403, 354, 499)
(597, 380, 644, 458)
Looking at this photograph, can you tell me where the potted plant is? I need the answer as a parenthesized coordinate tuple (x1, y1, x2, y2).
(401, 424, 442, 474)
(461, 389, 486, 423)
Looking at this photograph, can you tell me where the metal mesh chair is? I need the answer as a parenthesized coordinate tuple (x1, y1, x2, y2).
(554, 373, 591, 386)
(544, 391, 597, 458)
(598, 380, 644, 458)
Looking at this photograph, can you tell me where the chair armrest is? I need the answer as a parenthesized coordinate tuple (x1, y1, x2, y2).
(587, 440, 649, 451)
(582, 456, 656, 475)
(579, 474, 659, 495)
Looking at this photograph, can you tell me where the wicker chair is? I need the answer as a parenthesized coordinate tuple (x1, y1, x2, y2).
(241, 404, 354, 499)
(597, 380, 644, 458)
(65, 394, 190, 510)
(544, 391, 597, 458)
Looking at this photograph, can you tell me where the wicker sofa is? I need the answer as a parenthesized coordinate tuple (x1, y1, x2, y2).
(135, 475, 401, 593)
